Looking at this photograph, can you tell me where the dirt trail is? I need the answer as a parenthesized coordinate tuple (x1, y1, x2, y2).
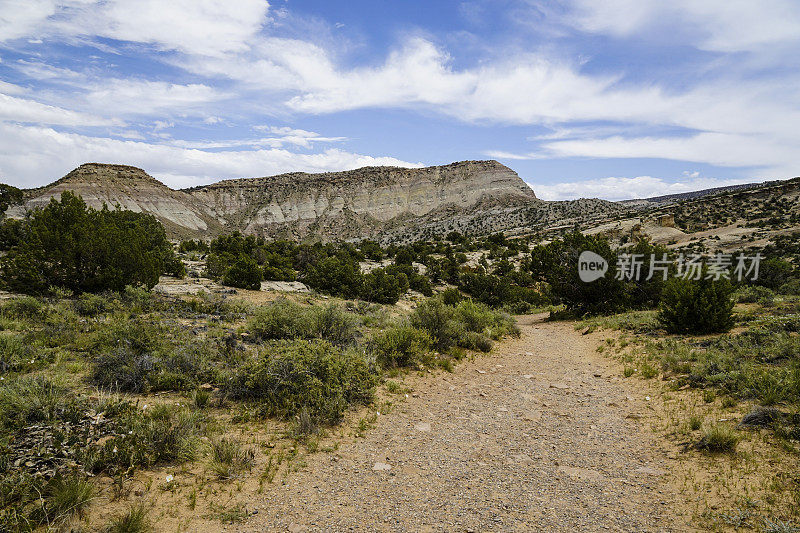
(243, 315, 684, 532)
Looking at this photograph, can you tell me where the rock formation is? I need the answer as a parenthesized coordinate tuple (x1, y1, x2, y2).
(11, 164, 224, 238)
(185, 160, 538, 240)
(10, 160, 621, 241)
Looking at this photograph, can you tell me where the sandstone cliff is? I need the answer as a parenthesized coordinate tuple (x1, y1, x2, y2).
(184, 160, 538, 240)
(10, 160, 621, 241)
(12, 163, 224, 238)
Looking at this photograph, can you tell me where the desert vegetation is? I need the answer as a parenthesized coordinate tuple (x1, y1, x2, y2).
(0, 229, 519, 531)
(580, 285, 800, 527)
(0, 193, 184, 295)
(1, 186, 799, 531)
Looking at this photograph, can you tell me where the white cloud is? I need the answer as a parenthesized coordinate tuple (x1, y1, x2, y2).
(192, 34, 796, 153)
(0, 80, 27, 95)
(0, 0, 59, 42)
(530, 175, 755, 201)
(541, 132, 799, 178)
(483, 150, 539, 161)
(112, 129, 146, 140)
(0, 93, 118, 126)
(84, 79, 227, 116)
(13, 60, 85, 81)
(0, 0, 271, 56)
(284, 38, 478, 113)
(0, 122, 421, 188)
(2, 0, 799, 186)
(153, 120, 174, 131)
(567, 0, 800, 52)
(166, 131, 346, 150)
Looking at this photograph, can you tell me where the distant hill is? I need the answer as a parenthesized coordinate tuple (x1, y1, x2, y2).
(620, 182, 762, 207)
(9, 161, 553, 241)
(11, 163, 799, 242)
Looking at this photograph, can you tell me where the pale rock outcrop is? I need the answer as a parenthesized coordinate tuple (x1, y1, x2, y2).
(12, 164, 223, 238)
(11, 160, 622, 242)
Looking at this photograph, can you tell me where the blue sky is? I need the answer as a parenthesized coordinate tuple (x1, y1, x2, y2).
(1, 0, 799, 200)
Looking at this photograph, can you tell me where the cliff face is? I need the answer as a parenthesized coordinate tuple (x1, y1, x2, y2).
(13, 163, 225, 238)
(185, 160, 538, 239)
(11, 160, 557, 241)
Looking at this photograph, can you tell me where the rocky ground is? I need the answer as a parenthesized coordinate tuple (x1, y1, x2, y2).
(240, 315, 686, 532)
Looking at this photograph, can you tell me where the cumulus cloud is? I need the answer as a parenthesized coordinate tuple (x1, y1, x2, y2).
(0, 122, 421, 188)
(82, 79, 227, 116)
(0, 93, 119, 126)
(567, 0, 800, 53)
(0, 0, 271, 56)
(166, 128, 346, 150)
(0, 0, 59, 43)
(541, 132, 799, 178)
(1, 0, 799, 192)
(197, 34, 799, 179)
(530, 175, 756, 201)
(0, 80, 28, 95)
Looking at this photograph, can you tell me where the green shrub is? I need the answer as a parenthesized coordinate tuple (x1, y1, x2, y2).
(30, 473, 95, 526)
(368, 325, 432, 368)
(359, 240, 384, 261)
(504, 300, 535, 314)
(91, 318, 164, 392)
(778, 278, 800, 295)
(359, 268, 403, 304)
(640, 361, 658, 379)
(459, 330, 493, 352)
(227, 340, 377, 423)
(84, 404, 204, 473)
(193, 388, 211, 409)
(410, 298, 458, 351)
(0, 376, 83, 433)
(222, 255, 262, 290)
(247, 300, 358, 345)
(121, 285, 156, 312)
(1, 192, 182, 294)
(91, 318, 220, 392)
(625, 240, 673, 308)
(0, 218, 24, 251)
(262, 264, 296, 282)
(203, 253, 230, 280)
(0, 296, 45, 320)
(178, 239, 209, 254)
(658, 277, 734, 334)
(439, 288, 464, 306)
(303, 255, 363, 299)
(411, 297, 518, 352)
(308, 304, 358, 346)
(452, 299, 495, 334)
(0, 334, 33, 373)
(454, 300, 518, 340)
(756, 257, 794, 290)
(733, 285, 775, 304)
(93, 345, 155, 393)
(246, 300, 312, 341)
(74, 292, 113, 317)
(648, 327, 800, 412)
(530, 232, 628, 315)
(0, 183, 23, 216)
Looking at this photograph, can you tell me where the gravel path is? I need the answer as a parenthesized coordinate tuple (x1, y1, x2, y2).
(243, 315, 681, 532)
